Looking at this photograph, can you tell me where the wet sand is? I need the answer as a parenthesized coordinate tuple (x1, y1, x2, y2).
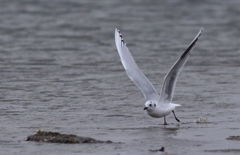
(0, 0, 240, 154)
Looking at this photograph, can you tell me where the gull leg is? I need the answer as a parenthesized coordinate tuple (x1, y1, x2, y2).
(172, 110, 180, 122)
(163, 116, 168, 125)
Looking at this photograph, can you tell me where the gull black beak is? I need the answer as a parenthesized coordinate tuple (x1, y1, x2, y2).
(143, 107, 148, 110)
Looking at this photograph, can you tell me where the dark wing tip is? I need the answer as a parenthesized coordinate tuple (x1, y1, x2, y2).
(115, 28, 125, 44)
(180, 28, 203, 59)
(195, 27, 204, 40)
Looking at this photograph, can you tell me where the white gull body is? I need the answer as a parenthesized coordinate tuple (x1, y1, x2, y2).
(115, 28, 203, 125)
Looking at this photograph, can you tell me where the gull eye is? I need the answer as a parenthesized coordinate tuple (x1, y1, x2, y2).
(149, 104, 152, 107)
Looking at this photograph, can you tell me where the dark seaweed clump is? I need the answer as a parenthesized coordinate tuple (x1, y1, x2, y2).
(26, 129, 113, 144)
(149, 147, 164, 152)
(227, 136, 240, 141)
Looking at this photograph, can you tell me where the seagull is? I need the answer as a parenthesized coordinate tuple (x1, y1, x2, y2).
(115, 28, 203, 125)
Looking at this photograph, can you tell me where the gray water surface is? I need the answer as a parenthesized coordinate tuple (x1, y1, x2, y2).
(1, 0, 240, 154)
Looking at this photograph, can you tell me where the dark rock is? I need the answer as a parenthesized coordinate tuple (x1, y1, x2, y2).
(26, 129, 113, 144)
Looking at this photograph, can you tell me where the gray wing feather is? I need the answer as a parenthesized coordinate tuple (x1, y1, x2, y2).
(159, 28, 203, 103)
(115, 29, 159, 101)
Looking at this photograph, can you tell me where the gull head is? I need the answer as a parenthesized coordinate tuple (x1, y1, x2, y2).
(144, 101, 156, 111)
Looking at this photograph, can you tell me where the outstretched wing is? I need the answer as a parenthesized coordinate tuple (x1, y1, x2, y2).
(159, 28, 203, 104)
(115, 29, 159, 101)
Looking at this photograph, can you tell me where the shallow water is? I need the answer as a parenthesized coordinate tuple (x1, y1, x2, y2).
(0, 0, 240, 154)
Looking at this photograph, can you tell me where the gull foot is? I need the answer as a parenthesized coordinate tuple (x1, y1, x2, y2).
(163, 122, 168, 125)
(176, 118, 180, 122)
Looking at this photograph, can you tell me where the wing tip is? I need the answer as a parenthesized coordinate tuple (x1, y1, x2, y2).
(197, 27, 204, 38)
(115, 28, 125, 44)
(115, 28, 120, 33)
(191, 27, 203, 45)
